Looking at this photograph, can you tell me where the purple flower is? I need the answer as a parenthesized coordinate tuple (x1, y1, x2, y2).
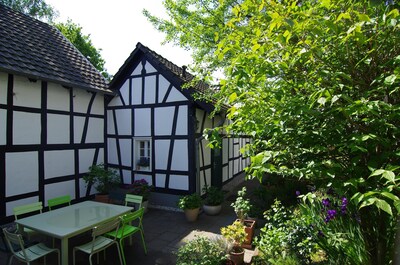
(322, 198, 330, 207)
(325, 209, 337, 222)
(296, 190, 301, 196)
(341, 197, 348, 206)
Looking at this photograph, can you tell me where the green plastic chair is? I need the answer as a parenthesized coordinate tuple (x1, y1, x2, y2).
(47, 195, 71, 211)
(125, 194, 143, 210)
(73, 218, 123, 265)
(13, 202, 43, 239)
(3, 227, 60, 265)
(105, 208, 147, 265)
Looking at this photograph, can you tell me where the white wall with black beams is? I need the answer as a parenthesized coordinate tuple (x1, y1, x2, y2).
(106, 58, 196, 201)
(0, 71, 106, 223)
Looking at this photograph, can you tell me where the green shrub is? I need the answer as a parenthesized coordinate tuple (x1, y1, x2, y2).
(256, 200, 317, 264)
(176, 236, 227, 265)
(178, 193, 202, 209)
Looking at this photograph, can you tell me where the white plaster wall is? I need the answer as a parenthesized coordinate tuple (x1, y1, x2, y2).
(0, 72, 7, 104)
(154, 139, 170, 170)
(91, 94, 104, 115)
(107, 110, 115, 135)
(169, 175, 189, 190)
(144, 75, 156, 104)
(47, 114, 70, 144)
(134, 174, 153, 186)
(166, 87, 187, 103)
(155, 173, 166, 188)
(13, 76, 41, 108)
(107, 138, 118, 165)
(222, 138, 229, 164)
(131, 63, 142, 76)
(195, 109, 205, 133)
(74, 116, 85, 143)
(204, 115, 213, 130)
(171, 140, 188, 171)
(122, 170, 131, 184)
(73, 88, 91, 113)
(154, 106, 174, 136)
(175, 105, 188, 135)
(145, 62, 157, 74)
(45, 181, 75, 205)
(86, 117, 104, 143)
(6, 197, 40, 217)
(115, 109, 131, 135)
(13, 111, 41, 145)
(119, 80, 130, 106)
(134, 108, 151, 136)
(47, 83, 69, 111)
(80, 177, 94, 197)
(201, 139, 212, 166)
(223, 165, 228, 182)
(79, 149, 95, 173)
(119, 139, 131, 167)
(6, 151, 38, 196)
(0, 109, 6, 145)
(131, 77, 142, 105)
(158, 76, 169, 103)
(97, 148, 104, 164)
(108, 95, 123, 107)
(44, 150, 75, 179)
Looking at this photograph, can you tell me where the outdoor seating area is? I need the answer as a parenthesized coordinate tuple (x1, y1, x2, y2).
(0, 179, 259, 265)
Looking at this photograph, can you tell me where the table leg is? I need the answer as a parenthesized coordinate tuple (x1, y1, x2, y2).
(61, 237, 69, 265)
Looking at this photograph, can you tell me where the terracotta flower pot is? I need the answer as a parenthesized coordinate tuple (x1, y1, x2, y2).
(184, 208, 200, 222)
(236, 219, 256, 249)
(229, 246, 245, 265)
(95, 193, 110, 203)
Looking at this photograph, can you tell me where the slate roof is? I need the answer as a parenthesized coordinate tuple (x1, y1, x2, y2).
(110, 42, 218, 112)
(0, 4, 111, 94)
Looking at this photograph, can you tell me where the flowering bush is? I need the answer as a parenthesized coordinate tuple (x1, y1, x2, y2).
(300, 190, 368, 264)
(129, 179, 153, 200)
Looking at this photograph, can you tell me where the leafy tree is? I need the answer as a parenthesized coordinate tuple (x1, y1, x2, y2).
(55, 20, 111, 80)
(146, 0, 400, 264)
(0, 0, 56, 21)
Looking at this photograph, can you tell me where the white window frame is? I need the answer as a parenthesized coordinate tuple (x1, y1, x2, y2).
(134, 137, 152, 172)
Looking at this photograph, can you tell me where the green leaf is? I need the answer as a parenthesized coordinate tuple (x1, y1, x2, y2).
(382, 171, 396, 183)
(385, 75, 397, 85)
(375, 199, 393, 216)
(381, 192, 399, 202)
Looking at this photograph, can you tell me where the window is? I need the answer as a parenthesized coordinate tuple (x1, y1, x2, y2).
(135, 138, 151, 171)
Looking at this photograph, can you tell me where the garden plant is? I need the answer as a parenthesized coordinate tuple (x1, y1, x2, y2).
(146, 0, 400, 263)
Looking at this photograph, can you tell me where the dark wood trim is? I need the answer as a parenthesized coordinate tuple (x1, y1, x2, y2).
(80, 92, 96, 143)
(162, 84, 173, 104)
(6, 74, 13, 147)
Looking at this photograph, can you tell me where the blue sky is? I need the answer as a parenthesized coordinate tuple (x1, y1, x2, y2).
(46, 0, 192, 75)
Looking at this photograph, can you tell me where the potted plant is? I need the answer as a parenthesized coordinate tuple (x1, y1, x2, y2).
(176, 236, 227, 264)
(202, 185, 224, 215)
(178, 193, 202, 222)
(231, 187, 256, 249)
(83, 163, 121, 203)
(129, 179, 153, 212)
(221, 220, 247, 265)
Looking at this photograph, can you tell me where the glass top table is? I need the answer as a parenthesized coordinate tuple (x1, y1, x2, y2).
(15, 200, 132, 265)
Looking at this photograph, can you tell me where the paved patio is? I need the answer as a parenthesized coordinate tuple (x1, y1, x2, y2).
(0, 178, 261, 265)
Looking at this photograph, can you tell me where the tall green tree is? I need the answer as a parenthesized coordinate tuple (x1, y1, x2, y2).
(55, 20, 111, 80)
(0, 0, 56, 21)
(146, 0, 400, 263)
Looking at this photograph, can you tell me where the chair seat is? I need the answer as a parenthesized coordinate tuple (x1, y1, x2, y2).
(74, 236, 115, 254)
(15, 242, 57, 262)
(105, 225, 140, 239)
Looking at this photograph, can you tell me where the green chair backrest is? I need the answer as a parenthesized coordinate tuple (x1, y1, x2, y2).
(120, 207, 144, 236)
(48, 195, 71, 211)
(13, 202, 43, 220)
(125, 194, 143, 209)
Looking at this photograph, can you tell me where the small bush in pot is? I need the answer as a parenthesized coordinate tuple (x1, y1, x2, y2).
(231, 187, 251, 223)
(178, 193, 202, 222)
(221, 220, 247, 265)
(83, 163, 120, 195)
(203, 185, 224, 215)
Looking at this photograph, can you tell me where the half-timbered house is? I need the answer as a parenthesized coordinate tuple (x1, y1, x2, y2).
(0, 4, 111, 223)
(106, 43, 250, 208)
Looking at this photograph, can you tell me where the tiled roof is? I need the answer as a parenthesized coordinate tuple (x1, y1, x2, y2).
(110, 42, 221, 112)
(0, 4, 111, 94)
